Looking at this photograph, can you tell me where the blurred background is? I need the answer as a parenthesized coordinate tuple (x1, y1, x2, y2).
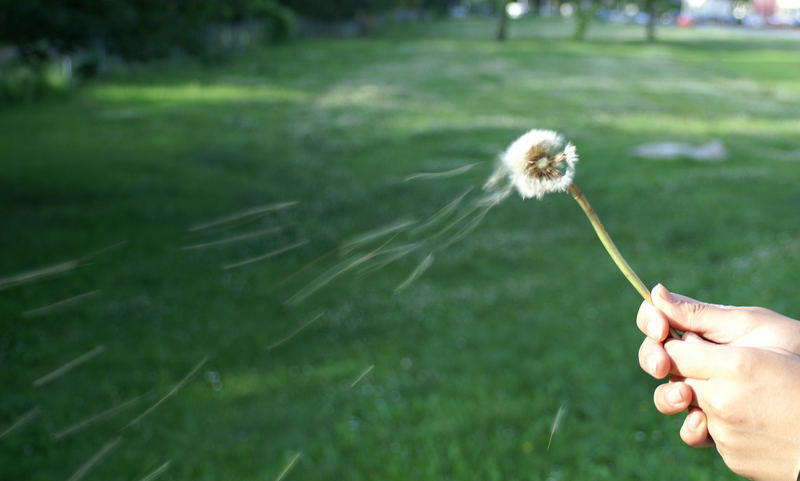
(1, 1, 799, 480)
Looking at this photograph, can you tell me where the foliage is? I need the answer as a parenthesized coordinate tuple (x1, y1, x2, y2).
(2, 18, 800, 481)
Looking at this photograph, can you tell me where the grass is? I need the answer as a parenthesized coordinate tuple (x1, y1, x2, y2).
(2, 17, 800, 480)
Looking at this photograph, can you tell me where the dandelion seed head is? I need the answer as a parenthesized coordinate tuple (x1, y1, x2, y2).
(500, 129, 579, 199)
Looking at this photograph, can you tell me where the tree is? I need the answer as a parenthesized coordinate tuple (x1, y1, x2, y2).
(572, 0, 595, 41)
(495, 0, 511, 41)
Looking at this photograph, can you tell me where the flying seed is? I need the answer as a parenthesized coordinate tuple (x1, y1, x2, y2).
(124, 357, 208, 429)
(394, 253, 434, 293)
(136, 460, 171, 481)
(285, 235, 398, 306)
(53, 396, 142, 440)
(339, 218, 416, 255)
(403, 162, 480, 182)
(410, 187, 473, 235)
(221, 240, 308, 270)
(547, 405, 566, 451)
(275, 452, 301, 481)
(349, 365, 374, 389)
(33, 345, 105, 388)
(65, 437, 121, 481)
(0, 406, 41, 440)
(267, 312, 324, 350)
(180, 227, 282, 250)
(189, 201, 298, 232)
(357, 242, 424, 277)
(22, 290, 101, 318)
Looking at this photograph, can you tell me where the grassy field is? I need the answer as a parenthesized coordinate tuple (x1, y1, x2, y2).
(2, 17, 800, 481)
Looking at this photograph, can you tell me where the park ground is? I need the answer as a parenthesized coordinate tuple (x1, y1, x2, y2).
(1, 17, 800, 481)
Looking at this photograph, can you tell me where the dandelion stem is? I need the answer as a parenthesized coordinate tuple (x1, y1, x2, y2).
(568, 184, 680, 339)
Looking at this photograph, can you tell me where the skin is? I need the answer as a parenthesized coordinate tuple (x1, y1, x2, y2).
(636, 284, 800, 481)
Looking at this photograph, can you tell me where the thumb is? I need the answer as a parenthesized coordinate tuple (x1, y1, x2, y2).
(651, 284, 742, 343)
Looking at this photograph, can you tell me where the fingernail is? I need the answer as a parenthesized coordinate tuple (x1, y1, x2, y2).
(646, 319, 662, 339)
(655, 284, 675, 304)
(689, 411, 702, 429)
(667, 387, 684, 405)
(648, 356, 659, 376)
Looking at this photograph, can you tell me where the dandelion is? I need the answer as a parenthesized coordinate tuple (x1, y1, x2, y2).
(498, 129, 677, 337)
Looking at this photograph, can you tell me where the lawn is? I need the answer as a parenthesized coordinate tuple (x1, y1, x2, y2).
(2, 17, 800, 481)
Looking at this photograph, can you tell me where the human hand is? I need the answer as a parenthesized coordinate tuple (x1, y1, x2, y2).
(637, 284, 800, 380)
(662, 335, 800, 481)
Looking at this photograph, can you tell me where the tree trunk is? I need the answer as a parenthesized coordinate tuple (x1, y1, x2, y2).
(531, 0, 543, 16)
(496, 0, 511, 41)
(644, 0, 656, 42)
(573, 0, 591, 41)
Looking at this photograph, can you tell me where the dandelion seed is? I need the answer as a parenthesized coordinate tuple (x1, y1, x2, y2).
(403, 162, 480, 182)
(286, 235, 398, 306)
(275, 452, 301, 481)
(221, 240, 308, 270)
(0, 406, 41, 440)
(22, 290, 101, 318)
(65, 437, 121, 481)
(124, 357, 208, 429)
(180, 227, 282, 250)
(410, 187, 474, 235)
(33, 345, 105, 388)
(0, 260, 79, 291)
(269, 250, 336, 292)
(136, 461, 171, 481)
(357, 242, 424, 277)
(349, 365, 374, 389)
(53, 396, 141, 440)
(339, 218, 416, 255)
(395, 253, 434, 293)
(189, 201, 298, 232)
(267, 312, 324, 350)
(498, 129, 677, 338)
(442, 204, 493, 248)
(547, 405, 566, 451)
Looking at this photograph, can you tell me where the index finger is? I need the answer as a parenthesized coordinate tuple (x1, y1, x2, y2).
(637, 299, 669, 341)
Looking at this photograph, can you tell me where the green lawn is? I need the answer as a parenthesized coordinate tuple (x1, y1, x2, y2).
(2, 17, 800, 481)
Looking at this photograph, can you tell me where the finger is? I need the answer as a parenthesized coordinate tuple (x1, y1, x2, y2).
(670, 375, 700, 407)
(638, 337, 670, 379)
(664, 338, 726, 379)
(653, 381, 693, 415)
(637, 298, 669, 341)
(680, 408, 714, 448)
(651, 284, 745, 343)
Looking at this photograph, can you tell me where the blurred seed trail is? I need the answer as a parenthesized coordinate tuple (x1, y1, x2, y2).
(394, 253, 434, 293)
(269, 250, 335, 293)
(348, 365, 374, 389)
(286, 235, 398, 306)
(221, 240, 309, 270)
(442, 204, 493, 248)
(410, 188, 473, 235)
(0, 260, 79, 291)
(547, 405, 566, 451)
(189, 201, 298, 232)
(66, 436, 121, 481)
(267, 312, 324, 350)
(0, 406, 41, 440)
(357, 243, 423, 277)
(124, 357, 208, 429)
(33, 345, 105, 388)
(0, 241, 125, 291)
(403, 162, 480, 182)
(53, 396, 142, 440)
(275, 452, 301, 481)
(339, 218, 416, 255)
(136, 460, 171, 481)
(180, 227, 282, 250)
(430, 204, 481, 241)
(22, 290, 101, 318)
